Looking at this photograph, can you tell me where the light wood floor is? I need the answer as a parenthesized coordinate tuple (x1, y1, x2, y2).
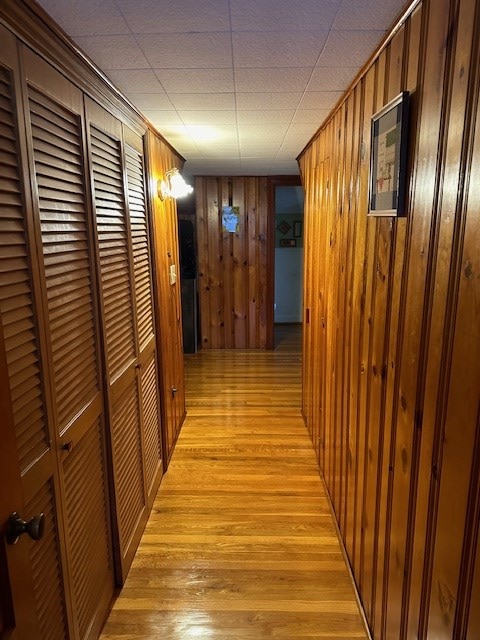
(100, 325, 369, 639)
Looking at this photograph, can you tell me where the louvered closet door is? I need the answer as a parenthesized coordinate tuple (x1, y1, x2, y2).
(86, 100, 150, 582)
(124, 131, 163, 504)
(0, 39, 38, 637)
(0, 29, 67, 640)
(23, 49, 113, 640)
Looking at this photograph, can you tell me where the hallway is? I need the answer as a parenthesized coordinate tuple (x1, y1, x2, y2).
(100, 326, 368, 639)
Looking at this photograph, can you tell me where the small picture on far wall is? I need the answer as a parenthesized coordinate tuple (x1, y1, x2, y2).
(277, 220, 291, 235)
(280, 238, 296, 248)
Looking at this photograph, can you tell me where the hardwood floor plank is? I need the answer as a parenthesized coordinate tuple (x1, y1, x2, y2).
(100, 325, 368, 639)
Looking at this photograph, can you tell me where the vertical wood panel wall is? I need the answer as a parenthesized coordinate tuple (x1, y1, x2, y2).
(195, 176, 269, 349)
(299, 0, 480, 638)
(146, 130, 186, 466)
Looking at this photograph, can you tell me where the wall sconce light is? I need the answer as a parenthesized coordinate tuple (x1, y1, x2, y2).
(158, 168, 193, 200)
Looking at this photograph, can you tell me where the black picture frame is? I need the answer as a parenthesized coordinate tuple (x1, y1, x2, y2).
(293, 220, 302, 237)
(368, 91, 409, 217)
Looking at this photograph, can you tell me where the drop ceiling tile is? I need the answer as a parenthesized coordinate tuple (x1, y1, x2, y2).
(186, 124, 238, 144)
(238, 124, 289, 142)
(115, 0, 230, 33)
(317, 30, 384, 67)
(141, 110, 184, 126)
(234, 68, 312, 93)
(233, 32, 329, 68)
(178, 111, 237, 125)
(333, 0, 405, 30)
(169, 93, 235, 111)
(236, 93, 302, 111)
(136, 32, 232, 69)
(299, 91, 344, 110)
(172, 141, 200, 153)
(237, 110, 295, 125)
(198, 144, 240, 155)
(240, 150, 278, 159)
(36, 0, 405, 177)
(240, 143, 282, 152)
(285, 123, 320, 137)
(154, 68, 234, 94)
(230, 0, 341, 32)
(158, 123, 190, 138)
(308, 66, 358, 91)
(37, 0, 129, 36)
(105, 69, 166, 94)
(127, 93, 173, 110)
(292, 109, 331, 124)
(74, 35, 150, 69)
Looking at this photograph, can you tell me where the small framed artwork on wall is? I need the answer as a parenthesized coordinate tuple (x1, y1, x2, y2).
(368, 91, 409, 217)
(280, 238, 296, 248)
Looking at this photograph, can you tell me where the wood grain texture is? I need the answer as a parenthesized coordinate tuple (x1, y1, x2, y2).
(195, 176, 269, 350)
(299, 0, 480, 637)
(100, 326, 369, 640)
(145, 130, 186, 468)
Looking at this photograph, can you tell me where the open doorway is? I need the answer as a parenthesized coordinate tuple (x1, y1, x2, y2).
(269, 178, 304, 349)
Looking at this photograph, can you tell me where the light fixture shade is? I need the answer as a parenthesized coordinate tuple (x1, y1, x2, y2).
(158, 168, 193, 200)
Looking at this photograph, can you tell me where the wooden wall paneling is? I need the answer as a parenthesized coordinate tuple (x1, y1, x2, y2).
(207, 178, 223, 348)
(300, 1, 480, 637)
(300, 152, 314, 439)
(257, 176, 268, 349)
(460, 50, 480, 640)
(322, 127, 333, 492)
(145, 130, 186, 467)
(231, 178, 248, 348)
(220, 177, 232, 348)
(384, 0, 452, 636)
(21, 46, 114, 639)
(345, 73, 367, 576)
(361, 43, 398, 626)
(467, 529, 480, 638)
(319, 154, 330, 476)
(363, 30, 407, 628)
(312, 156, 324, 463)
(167, 191, 185, 436)
(245, 177, 268, 349)
(352, 65, 376, 586)
(344, 84, 363, 561)
(246, 177, 258, 348)
(323, 115, 338, 504)
(195, 177, 210, 348)
(373, 10, 422, 636)
(304, 152, 316, 450)
(327, 109, 340, 516)
(340, 90, 359, 543)
(424, 2, 480, 634)
(333, 102, 348, 531)
(195, 176, 270, 350)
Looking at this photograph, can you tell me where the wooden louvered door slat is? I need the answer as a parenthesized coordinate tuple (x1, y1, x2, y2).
(0, 29, 65, 640)
(86, 100, 148, 583)
(22, 48, 113, 640)
(124, 135, 163, 503)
